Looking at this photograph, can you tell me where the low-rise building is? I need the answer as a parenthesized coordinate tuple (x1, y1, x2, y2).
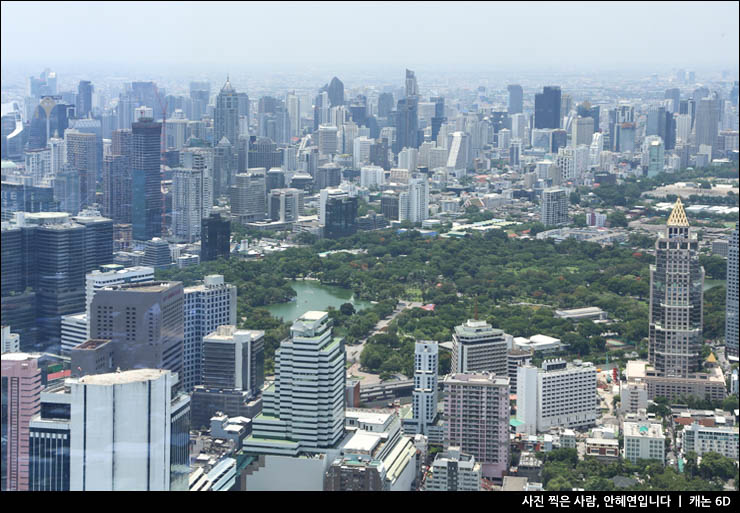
(585, 437, 620, 462)
(423, 447, 481, 491)
(682, 422, 739, 460)
(623, 422, 665, 464)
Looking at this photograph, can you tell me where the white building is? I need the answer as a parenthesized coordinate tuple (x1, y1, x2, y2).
(398, 147, 418, 171)
(60, 312, 89, 354)
(172, 167, 208, 243)
(183, 275, 237, 392)
(69, 369, 191, 491)
(428, 147, 448, 170)
(452, 319, 507, 375)
(623, 422, 665, 464)
(446, 131, 469, 177)
(644, 136, 665, 177)
(360, 165, 385, 189)
(682, 422, 739, 459)
(411, 341, 438, 435)
(511, 113, 527, 141)
(424, 447, 481, 491)
(540, 188, 568, 226)
(517, 359, 597, 434)
(318, 124, 338, 156)
(353, 136, 373, 169)
(399, 174, 429, 224)
(1, 325, 20, 353)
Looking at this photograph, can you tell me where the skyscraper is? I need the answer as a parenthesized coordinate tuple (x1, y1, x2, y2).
(64, 129, 98, 209)
(725, 229, 738, 359)
(694, 97, 720, 151)
(131, 118, 162, 241)
(325, 77, 345, 107)
(200, 213, 230, 262)
(89, 281, 185, 380)
(76, 81, 93, 119)
(243, 311, 346, 453)
(395, 97, 419, 152)
(452, 319, 507, 376)
(399, 173, 429, 224)
(411, 341, 438, 435)
(102, 154, 131, 223)
(648, 199, 704, 377)
(405, 69, 418, 98)
(507, 84, 523, 114)
(182, 275, 237, 392)
(444, 372, 510, 480)
(172, 167, 207, 243)
(534, 86, 562, 129)
(540, 188, 568, 226)
(68, 369, 190, 491)
(214, 77, 239, 147)
(230, 169, 266, 223)
(1, 353, 42, 491)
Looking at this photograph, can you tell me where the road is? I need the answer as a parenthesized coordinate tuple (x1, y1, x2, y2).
(346, 300, 422, 364)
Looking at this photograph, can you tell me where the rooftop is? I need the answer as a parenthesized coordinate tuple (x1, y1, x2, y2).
(76, 368, 169, 386)
(72, 339, 111, 351)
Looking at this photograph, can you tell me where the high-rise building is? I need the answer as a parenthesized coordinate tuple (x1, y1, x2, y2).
(68, 369, 190, 491)
(318, 124, 338, 156)
(182, 275, 237, 392)
(726, 229, 739, 359)
(102, 154, 131, 223)
(664, 88, 681, 113)
(200, 213, 230, 262)
(76, 81, 93, 119)
(214, 77, 239, 147)
(172, 167, 207, 243)
(410, 341, 438, 436)
(377, 93, 394, 118)
(534, 86, 562, 129)
(231, 169, 266, 223)
(325, 77, 345, 107)
(648, 199, 704, 378)
(28, 383, 72, 491)
(89, 281, 184, 380)
(507, 85, 523, 115)
(131, 118, 162, 241)
(645, 136, 665, 177)
(452, 319, 507, 376)
(405, 69, 418, 98)
(571, 116, 594, 147)
(1, 326, 20, 354)
(64, 129, 98, 209)
(395, 97, 419, 153)
(1, 353, 42, 491)
(399, 174, 429, 224)
(322, 190, 358, 239)
(444, 372, 510, 480)
(540, 188, 568, 226)
(243, 311, 345, 454)
(142, 238, 172, 269)
(516, 359, 597, 434)
(694, 97, 720, 151)
(316, 163, 342, 190)
(202, 325, 264, 395)
(269, 188, 302, 223)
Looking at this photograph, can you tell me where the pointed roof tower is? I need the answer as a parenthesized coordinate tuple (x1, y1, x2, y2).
(221, 75, 235, 94)
(667, 197, 690, 227)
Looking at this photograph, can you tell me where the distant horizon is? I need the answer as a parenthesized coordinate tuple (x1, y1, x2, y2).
(2, 1, 738, 76)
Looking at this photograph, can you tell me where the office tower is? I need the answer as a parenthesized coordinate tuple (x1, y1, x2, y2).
(68, 369, 190, 491)
(410, 341, 438, 435)
(377, 92, 394, 118)
(172, 167, 206, 242)
(266, 167, 285, 193)
(316, 163, 342, 190)
(28, 97, 73, 150)
(444, 372, 510, 480)
(237, 92, 250, 127)
(214, 77, 239, 147)
(497, 128, 511, 150)
(269, 188, 302, 222)
(202, 325, 263, 394)
(85, 266, 154, 316)
(446, 131, 470, 173)
(398, 174, 429, 224)
(1, 353, 42, 491)
(318, 124, 338, 156)
(28, 383, 72, 490)
(516, 359, 597, 434)
(452, 319, 507, 375)
(577, 102, 600, 132)
(189, 82, 210, 121)
(212, 136, 236, 198)
(323, 77, 344, 107)
(64, 129, 97, 208)
(694, 97, 720, 151)
(507, 84, 523, 114)
(182, 275, 236, 392)
(247, 136, 282, 169)
(727, 229, 739, 359)
(231, 169, 266, 223)
(140, 238, 171, 270)
(243, 311, 346, 452)
(540, 188, 568, 226)
(405, 69, 418, 98)
(89, 281, 184, 378)
(321, 189, 358, 239)
(571, 117, 594, 147)
(534, 86, 561, 129)
(353, 136, 373, 168)
(510, 113, 527, 141)
(665, 88, 681, 113)
(72, 210, 113, 275)
(645, 136, 665, 177)
(398, 147, 418, 171)
(201, 213, 230, 262)
(395, 97, 419, 152)
(131, 118, 162, 240)
(424, 448, 482, 491)
(552, 129, 568, 153)
(102, 154, 130, 223)
(286, 92, 300, 139)
(76, 81, 93, 118)
(381, 192, 400, 221)
(648, 199, 704, 377)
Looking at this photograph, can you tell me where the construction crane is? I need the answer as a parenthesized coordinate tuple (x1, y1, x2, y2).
(153, 85, 168, 236)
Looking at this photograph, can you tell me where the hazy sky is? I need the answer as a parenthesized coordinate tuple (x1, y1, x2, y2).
(2, 1, 738, 73)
